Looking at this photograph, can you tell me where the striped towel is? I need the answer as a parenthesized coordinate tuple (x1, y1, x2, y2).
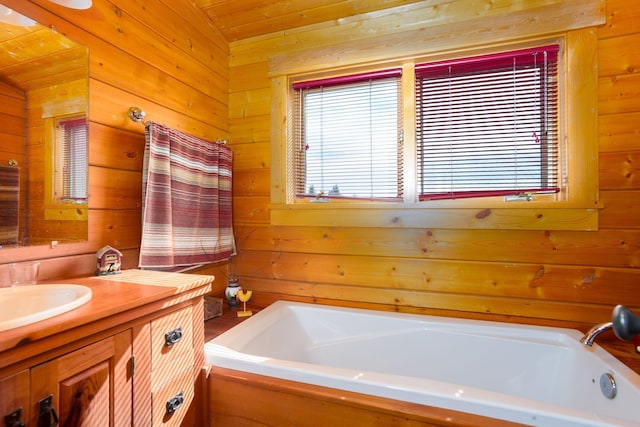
(139, 122, 235, 269)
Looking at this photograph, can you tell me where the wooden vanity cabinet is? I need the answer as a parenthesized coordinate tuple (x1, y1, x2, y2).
(0, 370, 30, 427)
(0, 276, 210, 427)
(29, 330, 132, 427)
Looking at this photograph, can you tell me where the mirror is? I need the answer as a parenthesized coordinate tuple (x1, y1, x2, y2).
(0, 3, 89, 247)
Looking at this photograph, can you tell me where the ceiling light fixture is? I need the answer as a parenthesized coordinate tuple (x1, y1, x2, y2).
(46, 0, 92, 10)
(0, 5, 36, 26)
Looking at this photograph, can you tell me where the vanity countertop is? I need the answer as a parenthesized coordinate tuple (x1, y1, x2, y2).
(0, 269, 213, 366)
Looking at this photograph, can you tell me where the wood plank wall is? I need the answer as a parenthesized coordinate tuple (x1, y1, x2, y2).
(0, 0, 638, 372)
(0, 0, 230, 287)
(228, 0, 640, 370)
(26, 79, 88, 245)
(0, 81, 26, 242)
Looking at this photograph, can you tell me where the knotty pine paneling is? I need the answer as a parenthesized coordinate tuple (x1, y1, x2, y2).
(87, 209, 142, 249)
(233, 250, 640, 306)
(199, 0, 429, 42)
(598, 34, 640, 77)
(598, 0, 640, 39)
(89, 123, 144, 172)
(599, 73, 640, 115)
(233, 169, 271, 196)
(25, 78, 87, 244)
(229, 115, 270, 145)
(88, 167, 142, 210)
(0, 133, 24, 163)
(0, 0, 637, 373)
(0, 0, 230, 292)
(599, 191, 640, 229)
(232, 197, 270, 224)
(234, 225, 640, 269)
(0, 82, 27, 243)
(599, 111, 640, 152)
(599, 152, 639, 190)
(227, 0, 640, 371)
(0, 83, 26, 156)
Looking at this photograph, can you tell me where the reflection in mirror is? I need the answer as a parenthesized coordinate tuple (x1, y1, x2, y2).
(0, 3, 89, 247)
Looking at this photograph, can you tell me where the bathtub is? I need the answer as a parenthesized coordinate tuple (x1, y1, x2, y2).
(205, 301, 640, 427)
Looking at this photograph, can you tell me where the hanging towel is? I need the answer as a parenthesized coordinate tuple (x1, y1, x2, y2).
(139, 122, 235, 270)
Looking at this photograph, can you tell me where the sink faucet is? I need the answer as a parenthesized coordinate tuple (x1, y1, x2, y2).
(580, 305, 640, 348)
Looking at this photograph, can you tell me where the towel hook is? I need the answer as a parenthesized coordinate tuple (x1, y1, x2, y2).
(129, 107, 147, 124)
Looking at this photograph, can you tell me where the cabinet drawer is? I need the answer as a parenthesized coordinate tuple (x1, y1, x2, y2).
(152, 369, 194, 427)
(150, 306, 194, 391)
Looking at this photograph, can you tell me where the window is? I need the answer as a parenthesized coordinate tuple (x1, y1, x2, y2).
(271, 29, 599, 230)
(44, 114, 89, 221)
(415, 45, 560, 201)
(55, 117, 88, 203)
(292, 69, 403, 200)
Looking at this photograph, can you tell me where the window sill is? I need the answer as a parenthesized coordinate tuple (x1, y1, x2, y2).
(45, 205, 88, 221)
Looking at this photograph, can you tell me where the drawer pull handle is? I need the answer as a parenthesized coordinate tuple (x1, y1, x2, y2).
(4, 407, 25, 427)
(38, 395, 58, 427)
(165, 327, 183, 346)
(166, 391, 184, 415)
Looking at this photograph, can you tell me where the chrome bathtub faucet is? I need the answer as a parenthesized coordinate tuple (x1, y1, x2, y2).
(581, 305, 640, 351)
(580, 322, 613, 347)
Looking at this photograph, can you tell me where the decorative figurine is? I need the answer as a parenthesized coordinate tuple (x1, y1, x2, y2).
(237, 289, 253, 317)
(96, 245, 122, 275)
(225, 279, 241, 307)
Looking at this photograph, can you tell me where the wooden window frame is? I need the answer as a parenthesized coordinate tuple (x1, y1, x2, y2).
(44, 115, 88, 221)
(270, 29, 600, 231)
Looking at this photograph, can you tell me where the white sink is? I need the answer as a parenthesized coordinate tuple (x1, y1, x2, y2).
(0, 284, 92, 332)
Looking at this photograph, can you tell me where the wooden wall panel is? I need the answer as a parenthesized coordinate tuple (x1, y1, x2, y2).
(234, 225, 640, 269)
(0, 81, 26, 243)
(227, 0, 640, 371)
(599, 111, 640, 152)
(89, 123, 145, 172)
(0, 0, 638, 374)
(599, 152, 639, 190)
(25, 78, 87, 244)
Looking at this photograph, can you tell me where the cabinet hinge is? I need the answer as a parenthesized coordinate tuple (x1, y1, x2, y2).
(129, 354, 136, 377)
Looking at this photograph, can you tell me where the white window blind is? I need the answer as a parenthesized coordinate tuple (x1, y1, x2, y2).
(55, 117, 88, 203)
(293, 69, 403, 200)
(415, 45, 560, 200)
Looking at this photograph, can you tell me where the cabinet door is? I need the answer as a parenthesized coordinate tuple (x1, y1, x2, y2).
(29, 330, 132, 427)
(0, 370, 30, 427)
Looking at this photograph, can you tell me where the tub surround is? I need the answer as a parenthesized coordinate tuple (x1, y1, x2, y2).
(207, 301, 640, 427)
(210, 367, 527, 427)
(0, 269, 213, 426)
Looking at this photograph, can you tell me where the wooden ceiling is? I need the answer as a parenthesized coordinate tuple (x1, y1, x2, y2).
(0, 1, 424, 91)
(0, 23, 87, 91)
(194, 0, 427, 41)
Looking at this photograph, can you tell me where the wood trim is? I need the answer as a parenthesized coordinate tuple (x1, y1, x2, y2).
(269, 29, 602, 230)
(209, 366, 529, 427)
(266, 0, 605, 76)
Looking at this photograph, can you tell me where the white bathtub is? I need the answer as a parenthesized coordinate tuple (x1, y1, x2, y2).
(205, 301, 640, 427)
